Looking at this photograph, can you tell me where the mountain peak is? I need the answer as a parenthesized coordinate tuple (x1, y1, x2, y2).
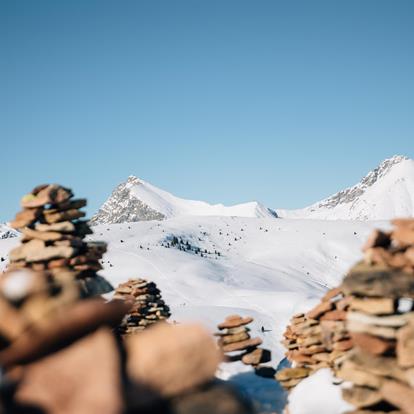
(91, 177, 277, 225)
(278, 155, 414, 220)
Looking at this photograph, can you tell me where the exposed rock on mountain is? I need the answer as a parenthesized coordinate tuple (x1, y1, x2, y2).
(278, 156, 414, 220)
(91, 176, 277, 225)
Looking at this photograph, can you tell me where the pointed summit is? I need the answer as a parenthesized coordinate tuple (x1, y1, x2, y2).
(90, 177, 277, 225)
(278, 156, 414, 220)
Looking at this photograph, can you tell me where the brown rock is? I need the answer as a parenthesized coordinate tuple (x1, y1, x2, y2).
(22, 227, 66, 242)
(219, 331, 250, 345)
(275, 367, 310, 381)
(364, 247, 393, 266)
(397, 322, 414, 368)
(406, 247, 414, 265)
(44, 209, 86, 224)
(351, 332, 395, 355)
(241, 348, 271, 365)
(342, 262, 414, 298)
(350, 297, 395, 315)
(333, 339, 353, 351)
(222, 337, 262, 352)
(380, 379, 414, 414)
(322, 287, 343, 301)
(0, 299, 129, 367)
(299, 344, 326, 355)
(21, 184, 72, 208)
(44, 198, 87, 214)
(126, 323, 221, 396)
(392, 227, 414, 248)
(347, 320, 398, 339)
(10, 208, 42, 229)
(26, 245, 76, 262)
(349, 351, 407, 383)
(286, 350, 314, 364)
(347, 311, 411, 328)
(9, 239, 45, 262)
(306, 300, 333, 319)
(337, 360, 382, 388)
(342, 386, 383, 408)
(35, 221, 76, 233)
(218, 315, 254, 329)
(320, 310, 347, 321)
(14, 328, 123, 414)
(362, 230, 391, 251)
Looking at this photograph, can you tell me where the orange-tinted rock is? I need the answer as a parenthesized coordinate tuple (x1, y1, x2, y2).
(217, 315, 254, 329)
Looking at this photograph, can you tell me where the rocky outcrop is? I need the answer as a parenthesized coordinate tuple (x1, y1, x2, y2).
(90, 176, 165, 225)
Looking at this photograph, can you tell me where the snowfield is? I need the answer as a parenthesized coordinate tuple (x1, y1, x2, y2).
(0, 216, 388, 412)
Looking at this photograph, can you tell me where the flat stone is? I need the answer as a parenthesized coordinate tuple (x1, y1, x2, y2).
(347, 320, 398, 339)
(241, 348, 270, 365)
(306, 300, 333, 320)
(222, 337, 262, 353)
(351, 332, 396, 355)
(44, 198, 87, 214)
(342, 262, 414, 298)
(0, 299, 127, 367)
(350, 297, 395, 315)
(349, 351, 407, 383)
(396, 322, 414, 368)
(10, 208, 42, 229)
(27, 245, 76, 262)
(320, 310, 347, 321)
(275, 367, 310, 381)
(333, 339, 353, 351)
(21, 184, 72, 208)
(380, 379, 414, 414)
(322, 287, 343, 302)
(286, 350, 314, 364)
(348, 311, 412, 327)
(278, 377, 303, 389)
(22, 227, 65, 242)
(342, 386, 383, 408)
(218, 315, 254, 329)
(299, 344, 326, 355)
(337, 359, 382, 388)
(44, 209, 85, 224)
(219, 331, 250, 345)
(9, 239, 46, 262)
(35, 221, 76, 233)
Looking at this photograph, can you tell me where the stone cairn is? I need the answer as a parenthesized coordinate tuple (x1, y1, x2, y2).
(336, 219, 414, 413)
(8, 184, 112, 296)
(215, 314, 271, 368)
(114, 278, 171, 335)
(276, 286, 352, 390)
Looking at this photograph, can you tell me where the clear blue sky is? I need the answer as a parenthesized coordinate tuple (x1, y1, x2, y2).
(2, 0, 413, 221)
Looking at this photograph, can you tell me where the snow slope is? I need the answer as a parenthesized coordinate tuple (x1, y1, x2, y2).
(0, 224, 18, 240)
(0, 216, 386, 412)
(90, 176, 277, 224)
(278, 155, 414, 220)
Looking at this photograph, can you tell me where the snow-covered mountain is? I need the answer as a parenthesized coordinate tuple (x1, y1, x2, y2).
(90, 176, 277, 225)
(278, 155, 414, 220)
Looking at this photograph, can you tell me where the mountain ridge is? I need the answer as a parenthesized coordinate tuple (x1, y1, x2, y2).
(277, 155, 414, 220)
(90, 176, 278, 225)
